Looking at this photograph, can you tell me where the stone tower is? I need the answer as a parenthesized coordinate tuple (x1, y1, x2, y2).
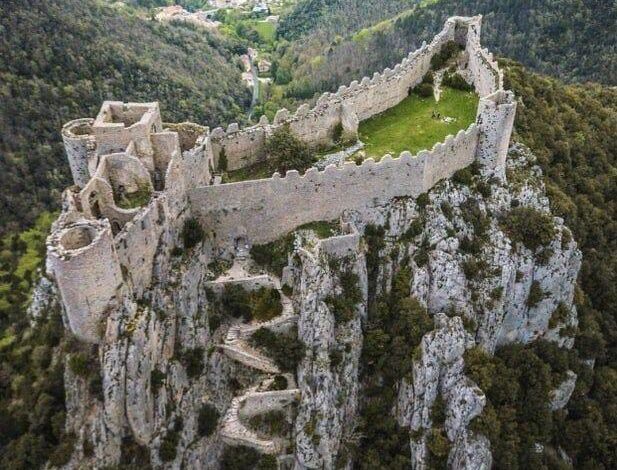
(475, 90, 517, 179)
(62, 118, 96, 188)
(47, 218, 123, 343)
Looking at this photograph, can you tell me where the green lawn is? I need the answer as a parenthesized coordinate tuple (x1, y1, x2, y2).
(358, 87, 479, 159)
(252, 21, 276, 43)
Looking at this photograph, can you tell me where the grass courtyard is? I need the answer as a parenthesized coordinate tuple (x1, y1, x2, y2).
(358, 87, 479, 159)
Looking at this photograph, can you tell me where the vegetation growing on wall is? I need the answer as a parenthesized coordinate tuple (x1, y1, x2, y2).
(250, 327, 304, 373)
(219, 285, 283, 322)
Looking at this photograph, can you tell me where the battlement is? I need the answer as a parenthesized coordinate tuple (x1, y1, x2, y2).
(49, 15, 516, 343)
(190, 124, 479, 246)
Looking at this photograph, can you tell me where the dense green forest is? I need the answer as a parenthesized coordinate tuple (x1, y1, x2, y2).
(503, 61, 617, 468)
(273, 0, 616, 100)
(0, 0, 251, 234)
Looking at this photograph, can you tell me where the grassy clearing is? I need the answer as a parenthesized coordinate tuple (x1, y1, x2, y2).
(252, 21, 276, 43)
(224, 159, 279, 183)
(358, 87, 478, 160)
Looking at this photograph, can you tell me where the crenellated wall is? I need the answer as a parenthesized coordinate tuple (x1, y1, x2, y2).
(209, 17, 464, 172)
(48, 14, 516, 345)
(189, 125, 479, 247)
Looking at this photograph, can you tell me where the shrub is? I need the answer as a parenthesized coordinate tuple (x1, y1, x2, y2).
(221, 445, 261, 470)
(501, 207, 555, 252)
(179, 347, 204, 379)
(120, 436, 152, 469)
(250, 232, 294, 276)
(442, 71, 473, 91)
(251, 328, 305, 372)
(151, 368, 165, 395)
(159, 429, 180, 462)
(220, 285, 282, 322)
(218, 148, 228, 172)
(181, 218, 204, 249)
(426, 427, 451, 468)
(256, 455, 278, 470)
(452, 166, 474, 186)
(430, 40, 462, 69)
(269, 375, 288, 391)
(549, 302, 570, 329)
(327, 270, 362, 324)
(265, 125, 315, 174)
(332, 122, 344, 143)
(460, 236, 482, 255)
(527, 281, 544, 307)
(414, 248, 429, 267)
(464, 346, 495, 391)
(47, 433, 76, 467)
(413, 82, 434, 98)
(197, 403, 220, 437)
(251, 287, 283, 321)
(402, 218, 424, 241)
(462, 258, 488, 281)
(221, 284, 252, 320)
(248, 410, 290, 436)
(68, 352, 91, 378)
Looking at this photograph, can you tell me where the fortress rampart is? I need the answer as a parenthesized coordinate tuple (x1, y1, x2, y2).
(190, 125, 479, 246)
(47, 15, 516, 343)
(210, 16, 472, 172)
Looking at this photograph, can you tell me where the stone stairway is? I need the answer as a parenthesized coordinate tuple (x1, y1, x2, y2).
(216, 256, 301, 456)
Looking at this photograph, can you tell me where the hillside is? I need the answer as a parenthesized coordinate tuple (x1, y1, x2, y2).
(0, 0, 251, 234)
(274, 0, 616, 100)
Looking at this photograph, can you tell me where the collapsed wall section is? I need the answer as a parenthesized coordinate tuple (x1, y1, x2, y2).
(189, 125, 478, 247)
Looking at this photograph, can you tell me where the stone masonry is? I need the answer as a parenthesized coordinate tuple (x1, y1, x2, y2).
(47, 15, 516, 344)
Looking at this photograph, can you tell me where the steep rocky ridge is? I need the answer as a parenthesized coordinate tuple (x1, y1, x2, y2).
(29, 142, 580, 468)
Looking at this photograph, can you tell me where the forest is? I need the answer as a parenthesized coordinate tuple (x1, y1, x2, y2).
(0, 0, 251, 235)
(273, 0, 616, 101)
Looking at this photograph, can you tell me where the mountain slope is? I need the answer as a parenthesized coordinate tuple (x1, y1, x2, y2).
(274, 0, 616, 100)
(0, 0, 251, 234)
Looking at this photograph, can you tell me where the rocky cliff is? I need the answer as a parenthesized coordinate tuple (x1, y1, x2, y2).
(34, 143, 580, 469)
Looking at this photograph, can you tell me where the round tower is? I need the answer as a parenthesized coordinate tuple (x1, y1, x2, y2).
(62, 118, 96, 187)
(47, 219, 123, 343)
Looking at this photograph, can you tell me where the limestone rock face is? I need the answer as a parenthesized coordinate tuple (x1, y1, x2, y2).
(51, 144, 579, 469)
(396, 314, 490, 470)
(550, 370, 578, 411)
(293, 238, 367, 469)
(348, 144, 580, 468)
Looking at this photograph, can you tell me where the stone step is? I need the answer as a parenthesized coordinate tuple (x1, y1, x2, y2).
(220, 343, 280, 374)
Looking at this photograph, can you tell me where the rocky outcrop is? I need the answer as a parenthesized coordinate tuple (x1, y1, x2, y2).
(292, 234, 367, 469)
(51, 144, 579, 469)
(396, 314, 489, 470)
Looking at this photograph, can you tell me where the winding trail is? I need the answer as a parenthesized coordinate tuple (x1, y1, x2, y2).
(217, 258, 300, 455)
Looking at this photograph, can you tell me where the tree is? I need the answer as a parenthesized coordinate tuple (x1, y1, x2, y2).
(265, 125, 315, 174)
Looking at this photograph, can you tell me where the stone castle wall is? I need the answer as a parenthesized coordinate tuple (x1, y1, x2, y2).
(189, 125, 479, 246)
(48, 15, 516, 344)
(209, 18, 463, 172)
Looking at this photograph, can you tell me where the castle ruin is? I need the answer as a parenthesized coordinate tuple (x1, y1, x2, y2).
(47, 15, 516, 344)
